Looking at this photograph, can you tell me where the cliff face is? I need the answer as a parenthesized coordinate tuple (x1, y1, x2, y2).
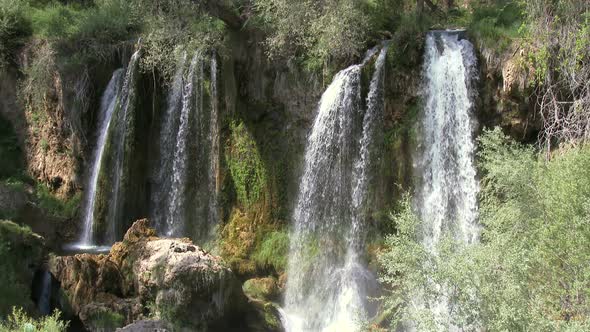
(1, 28, 537, 267)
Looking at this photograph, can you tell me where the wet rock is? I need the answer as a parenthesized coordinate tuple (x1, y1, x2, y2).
(50, 219, 244, 331)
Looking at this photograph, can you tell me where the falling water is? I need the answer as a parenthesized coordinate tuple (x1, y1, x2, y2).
(77, 69, 123, 249)
(153, 51, 219, 241)
(37, 270, 52, 315)
(413, 30, 479, 329)
(70, 50, 140, 249)
(282, 46, 388, 332)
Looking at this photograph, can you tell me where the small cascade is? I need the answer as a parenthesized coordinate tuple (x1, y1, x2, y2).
(77, 69, 124, 249)
(37, 270, 52, 315)
(413, 30, 479, 329)
(152, 51, 219, 241)
(282, 46, 388, 332)
(71, 50, 141, 249)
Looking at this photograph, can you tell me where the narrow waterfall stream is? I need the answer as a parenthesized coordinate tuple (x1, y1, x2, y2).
(151, 51, 219, 241)
(76, 69, 123, 249)
(282, 46, 388, 332)
(71, 50, 141, 249)
(413, 30, 479, 329)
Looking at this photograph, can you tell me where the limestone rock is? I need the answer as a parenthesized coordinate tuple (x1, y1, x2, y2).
(243, 277, 279, 302)
(50, 219, 244, 331)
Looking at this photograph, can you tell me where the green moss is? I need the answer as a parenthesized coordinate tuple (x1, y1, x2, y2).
(35, 184, 81, 219)
(251, 230, 289, 272)
(87, 309, 125, 330)
(226, 121, 268, 208)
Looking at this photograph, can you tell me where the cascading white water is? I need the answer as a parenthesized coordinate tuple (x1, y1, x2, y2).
(153, 51, 219, 241)
(77, 69, 124, 249)
(166, 53, 203, 237)
(68, 50, 140, 250)
(413, 30, 479, 329)
(282, 46, 388, 332)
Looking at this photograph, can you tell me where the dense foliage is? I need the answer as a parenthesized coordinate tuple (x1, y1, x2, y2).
(0, 308, 68, 332)
(379, 128, 590, 331)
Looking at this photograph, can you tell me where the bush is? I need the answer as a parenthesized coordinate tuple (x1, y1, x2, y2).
(0, 0, 32, 69)
(0, 307, 68, 332)
(379, 128, 590, 331)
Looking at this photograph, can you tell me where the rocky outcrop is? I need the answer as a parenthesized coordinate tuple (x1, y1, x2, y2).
(49, 219, 244, 331)
(0, 220, 46, 316)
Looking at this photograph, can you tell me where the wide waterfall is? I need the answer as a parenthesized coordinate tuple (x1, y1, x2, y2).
(282, 46, 388, 332)
(151, 51, 219, 241)
(413, 30, 479, 329)
(72, 50, 141, 249)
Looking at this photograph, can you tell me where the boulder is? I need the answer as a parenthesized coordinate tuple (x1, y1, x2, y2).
(50, 219, 244, 331)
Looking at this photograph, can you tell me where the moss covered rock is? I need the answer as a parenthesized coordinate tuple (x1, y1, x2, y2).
(243, 277, 279, 302)
(0, 220, 45, 317)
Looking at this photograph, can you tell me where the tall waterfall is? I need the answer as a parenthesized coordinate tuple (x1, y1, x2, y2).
(413, 30, 479, 329)
(73, 50, 141, 249)
(282, 46, 388, 332)
(78, 69, 123, 248)
(151, 51, 219, 241)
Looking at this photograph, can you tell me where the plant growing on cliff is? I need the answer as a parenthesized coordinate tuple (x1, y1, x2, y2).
(0, 0, 31, 70)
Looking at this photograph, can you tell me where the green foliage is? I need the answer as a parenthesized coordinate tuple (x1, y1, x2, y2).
(468, 1, 524, 51)
(226, 121, 268, 208)
(0, 0, 32, 69)
(0, 307, 68, 332)
(252, 230, 289, 271)
(35, 184, 81, 219)
(0, 116, 23, 179)
(0, 221, 43, 318)
(87, 309, 124, 330)
(379, 128, 590, 331)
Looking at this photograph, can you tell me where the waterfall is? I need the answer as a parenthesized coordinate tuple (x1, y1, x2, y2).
(37, 270, 52, 315)
(282, 46, 388, 332)
(70, 50, 141, 250)
(413, 30, 479, 329)
(77, 69, 123, 249)
(152, 51, 219, 241)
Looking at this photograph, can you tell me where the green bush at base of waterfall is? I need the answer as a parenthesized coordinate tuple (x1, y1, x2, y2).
(379, 128, 590, 331)
(0, 307, 68, 332)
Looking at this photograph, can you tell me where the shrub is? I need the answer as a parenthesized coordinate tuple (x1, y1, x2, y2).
(35, 184, 81, 219)
(0, 307, 68, 332)
(379, 128, 590, 330)
(0, 0, 32, 69)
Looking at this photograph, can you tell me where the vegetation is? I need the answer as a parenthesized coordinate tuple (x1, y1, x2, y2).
(0, 308, 68, 332)
(252, 230, 289, 271)
(0, 115, 22, 179)
(379, 128, 590, 331)
(86, 309, 124, 330)
(0, 221, 44, 317)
